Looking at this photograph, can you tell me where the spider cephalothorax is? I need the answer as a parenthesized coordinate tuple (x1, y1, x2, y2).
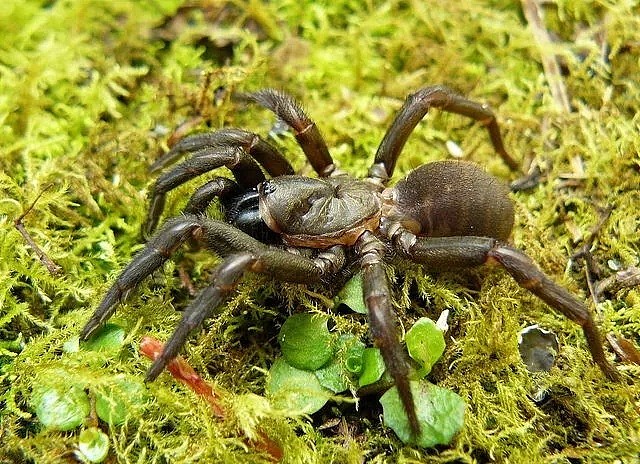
(81, 86, 619, 435)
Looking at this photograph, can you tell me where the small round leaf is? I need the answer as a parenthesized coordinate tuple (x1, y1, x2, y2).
(358, 348, 386, 387)
(343, 338, 366, 375)
(278, 314, 333, 370)
(82, 323, 125, 353)
(95, 377, 148, 425)
(405, 317, 445, 376)
(314, 359, 349, 393)
(335, 273, 366, 314)
(77, 427, 109, 463)
(34, 384, 90, 431)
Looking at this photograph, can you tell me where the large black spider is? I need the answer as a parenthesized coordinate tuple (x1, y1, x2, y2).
(81, 86, 618, 435)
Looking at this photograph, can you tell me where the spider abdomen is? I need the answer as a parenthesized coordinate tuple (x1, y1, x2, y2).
(384, 160, 514, 240)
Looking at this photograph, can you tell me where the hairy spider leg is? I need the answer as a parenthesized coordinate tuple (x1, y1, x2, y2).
(144, 146, 265, 238)
(182, 177, 240, 217)
(357, 231, 421, 436)
(390, 230, 619, 381)
(82, 214, 348, 382)
(242, 89, 336, 177)
(81, 216, 205, 340)
(150, 128, 295, 176)
(370, 85, 520, 182)
(487, 244, 619, 381)
(145, 239, 333, 380)
(144, 128, 295, 237)
(145, 252, 257, 381)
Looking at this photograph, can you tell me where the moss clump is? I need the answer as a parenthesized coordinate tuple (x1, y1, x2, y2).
(1, 0, 639, 463)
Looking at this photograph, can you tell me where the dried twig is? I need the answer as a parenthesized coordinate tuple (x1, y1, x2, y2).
(14, 184, 63, 276)
(177, 264, 198, 296)
(521, 0, 572, 112)
(595, 266, 640, 298)
(570, 206, 613, 305)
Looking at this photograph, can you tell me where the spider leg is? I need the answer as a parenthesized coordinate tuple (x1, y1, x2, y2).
(370, 85, 519, 182)
(145, 252, 257, 381)
(83, 213, 342, 381)
(144, 146, 265, 237)
(486, 244, 619, 381)
(151, 128, 295, 177)
(81, 216, 206, 340)
(182, 177, 240, 217)
(145, 241, 334, 380)
(241, 89, 336, 177)
(390, 229, 620, 380)
(357, 232, 420, 436)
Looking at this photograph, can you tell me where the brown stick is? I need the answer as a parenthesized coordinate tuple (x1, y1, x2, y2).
(571, 206, 613, 305)
(14, 184, 63, 276)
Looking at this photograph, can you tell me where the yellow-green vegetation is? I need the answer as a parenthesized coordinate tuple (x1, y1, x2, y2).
(1, 0, 639, 462)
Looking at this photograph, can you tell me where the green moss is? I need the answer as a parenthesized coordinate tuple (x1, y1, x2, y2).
(1, 0, 639, 462)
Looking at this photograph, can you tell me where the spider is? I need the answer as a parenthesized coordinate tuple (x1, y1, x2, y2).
(81, 85, 619, 435)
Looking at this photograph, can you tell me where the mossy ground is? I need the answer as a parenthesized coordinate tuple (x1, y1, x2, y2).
(1, 1, 639, 463)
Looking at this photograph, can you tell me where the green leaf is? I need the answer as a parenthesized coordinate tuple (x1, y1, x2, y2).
(380, 381, 465, 448)
(405, 317, 446, 376)
(358, 347, 385, 387)
(95, 376, 148, 425)
(335, 273, 366, 314)
(278, 314, 333, 370)
(342, 337, 366, 375)
(266, 358, 332, 414)
(314, 335, 364, 393)
(314, 358, 349, 393)
(33, 383, 90, 431)
(77, 427, 110, 463)
(82, 323, 126, 353)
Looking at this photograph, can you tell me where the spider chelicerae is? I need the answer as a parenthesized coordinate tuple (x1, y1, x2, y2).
(81, 86, 618, 435)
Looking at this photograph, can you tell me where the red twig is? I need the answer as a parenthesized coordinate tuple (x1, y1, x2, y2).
(140, 336, 226, 417)
(139, 336, 283, 461)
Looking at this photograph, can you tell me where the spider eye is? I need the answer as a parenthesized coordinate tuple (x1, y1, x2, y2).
(259, 181, 276, 195)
